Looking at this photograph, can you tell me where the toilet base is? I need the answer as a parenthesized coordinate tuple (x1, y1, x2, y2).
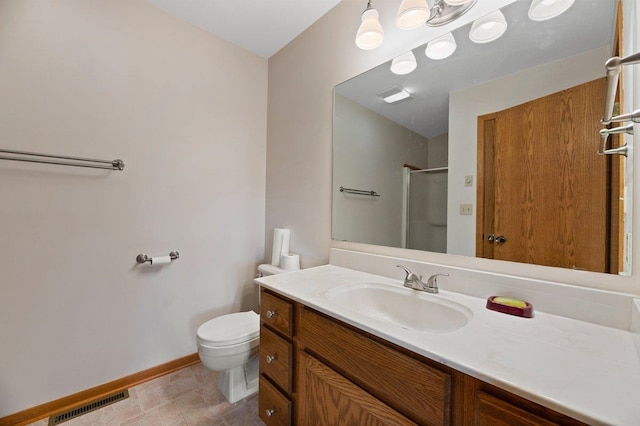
(218, 353, 259, 403)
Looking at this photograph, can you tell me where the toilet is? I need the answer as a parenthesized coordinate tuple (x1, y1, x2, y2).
(196, 264, 286, 403)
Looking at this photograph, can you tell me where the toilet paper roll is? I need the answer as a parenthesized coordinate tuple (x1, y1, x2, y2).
(271, 228, 290, 266)
(151, 256, 171, 265)
(280, 229, 290, 258)
(281, 254, 300, 271)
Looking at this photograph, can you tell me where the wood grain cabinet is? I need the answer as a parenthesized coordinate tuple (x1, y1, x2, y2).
(297, 351, 417, 425)
(258, 288, 585, 426)
(474, 392, 557, 426)
(259, 290, 294, 425)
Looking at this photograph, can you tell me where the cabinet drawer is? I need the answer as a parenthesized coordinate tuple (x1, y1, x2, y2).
(299, 307, 451, 426)
(259, 375, 291, 426)
(475, 392, 557, 426)
(260, 325, 293, 393)
(261, 290, 293, 337)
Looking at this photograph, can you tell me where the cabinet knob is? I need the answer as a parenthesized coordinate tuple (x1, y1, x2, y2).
(266, 310, 276, 319)
(265, 408, 277, 417)
(266, 354, 276, 364)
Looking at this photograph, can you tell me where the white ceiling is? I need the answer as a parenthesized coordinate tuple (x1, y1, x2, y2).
(144, 0, 342, 58)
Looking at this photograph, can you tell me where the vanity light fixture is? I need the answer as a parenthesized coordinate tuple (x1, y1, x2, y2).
(425, 32, 457, 60)
(357, 0, 477, 50)
(469, 10, 508, 43)
(355, 0, 384, 50)
(390, 51, 418, 75)
(378, 86, 413, 104)
(528, 0, 575, 21)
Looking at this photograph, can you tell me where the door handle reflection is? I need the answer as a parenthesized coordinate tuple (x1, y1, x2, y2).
(488, 234, 507, 244)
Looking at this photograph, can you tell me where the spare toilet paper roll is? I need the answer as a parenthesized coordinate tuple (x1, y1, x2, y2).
(271, 228, 291, 266)
(151, 256, 171, 265)
(280, 229, 290, 258)
(281, 254, 300, 271)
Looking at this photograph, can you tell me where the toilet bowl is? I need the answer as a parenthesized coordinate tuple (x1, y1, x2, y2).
(197, 264, 287, 403)
(197, 311, 259, 403)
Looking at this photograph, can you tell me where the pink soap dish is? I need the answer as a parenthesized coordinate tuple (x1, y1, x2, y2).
(486, 296, 533, 318)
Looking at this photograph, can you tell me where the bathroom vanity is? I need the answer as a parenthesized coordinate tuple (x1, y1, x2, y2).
(255, 263, 640, 425)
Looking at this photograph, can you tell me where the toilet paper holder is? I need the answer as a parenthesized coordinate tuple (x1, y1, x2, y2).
(136, 251, 180, 264)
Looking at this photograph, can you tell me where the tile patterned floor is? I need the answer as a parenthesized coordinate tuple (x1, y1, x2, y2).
(28, 363, 264, 426)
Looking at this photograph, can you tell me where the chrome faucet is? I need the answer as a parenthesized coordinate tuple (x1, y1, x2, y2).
(396, 265, 449, 294)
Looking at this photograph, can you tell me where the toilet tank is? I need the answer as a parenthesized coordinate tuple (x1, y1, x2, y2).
(257, 264, 287, 277)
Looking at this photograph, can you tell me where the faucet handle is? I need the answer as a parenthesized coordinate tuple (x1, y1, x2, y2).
(427, 273, 449, 287)
(396, 264, 420, 283)
(397, 264, 411, 278)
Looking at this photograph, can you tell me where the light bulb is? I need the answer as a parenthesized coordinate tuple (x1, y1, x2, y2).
(528, 0, 575, 21)
(425, 32, 457, 60)
(396, 0, 430, 30)
(355, 7, 384, 50)
(469, 10, 507, 44)
(390, 51, 418, 75)
(481, 21, 496, 30)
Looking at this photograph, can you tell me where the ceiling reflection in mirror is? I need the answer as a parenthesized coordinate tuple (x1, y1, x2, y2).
(332, 0, 633, 275)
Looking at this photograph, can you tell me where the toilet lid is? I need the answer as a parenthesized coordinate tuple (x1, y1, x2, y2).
(197, 311, 259, 346)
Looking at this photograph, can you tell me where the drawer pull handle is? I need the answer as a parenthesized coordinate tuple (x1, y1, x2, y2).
(266, 310, 276, 319)
(266, 408, 277, 417)
(266, 354, 276, 364)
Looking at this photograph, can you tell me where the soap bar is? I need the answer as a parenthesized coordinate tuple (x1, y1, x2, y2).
(486, 296, 533, 318)
(492, 296, 527, 308)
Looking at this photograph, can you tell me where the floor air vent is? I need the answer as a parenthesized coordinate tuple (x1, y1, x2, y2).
(48, 389, 129, 425)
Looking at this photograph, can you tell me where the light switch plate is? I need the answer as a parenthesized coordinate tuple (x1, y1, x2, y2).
(464, 175, 473, 187)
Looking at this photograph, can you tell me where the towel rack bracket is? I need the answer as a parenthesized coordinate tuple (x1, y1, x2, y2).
(113, 159, 125, 171)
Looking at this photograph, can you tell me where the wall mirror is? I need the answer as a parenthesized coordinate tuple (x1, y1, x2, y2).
(332, 0, 634, 275)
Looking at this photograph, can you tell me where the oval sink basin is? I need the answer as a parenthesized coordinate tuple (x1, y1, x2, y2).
(326, 282, 472, 333)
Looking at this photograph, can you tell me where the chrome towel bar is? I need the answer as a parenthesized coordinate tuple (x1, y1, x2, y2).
(136, 251, 180, 264)
(339, 186, 380, 197)
(0, 148, 125, 171)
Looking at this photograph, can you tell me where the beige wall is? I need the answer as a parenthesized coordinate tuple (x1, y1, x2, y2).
(0, 0, 267, 416)
(265, 0, 518, 268)
(267, 1, 640, 294)
(333, 95, 428, 248)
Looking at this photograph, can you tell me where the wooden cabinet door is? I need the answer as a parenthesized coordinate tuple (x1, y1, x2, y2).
(296, 351, 417, 426)
(475, 392, 557, 426)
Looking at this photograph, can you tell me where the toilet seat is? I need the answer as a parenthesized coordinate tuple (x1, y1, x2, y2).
(197, 311, 259, 347)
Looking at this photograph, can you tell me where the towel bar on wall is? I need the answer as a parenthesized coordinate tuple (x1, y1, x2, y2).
(0, 148, 125, 171)
(339, 186, 380, 197)
(136, 251, 180, 264)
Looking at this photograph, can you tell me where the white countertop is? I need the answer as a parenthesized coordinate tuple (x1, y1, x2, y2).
(255, 265, 640, 426)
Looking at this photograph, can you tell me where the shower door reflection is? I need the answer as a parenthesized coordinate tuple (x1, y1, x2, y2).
(405, 168, 448, 253)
